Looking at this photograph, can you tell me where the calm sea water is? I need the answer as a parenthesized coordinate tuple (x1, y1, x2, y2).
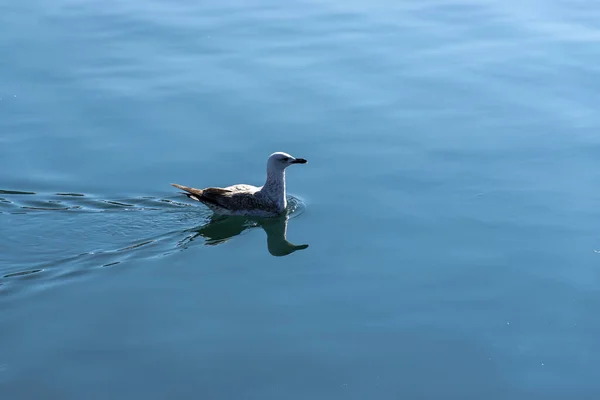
(2, 0, 600, 398)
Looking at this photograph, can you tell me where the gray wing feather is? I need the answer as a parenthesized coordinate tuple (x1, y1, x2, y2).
(206, 190, 278, 213)
(172, 183, 277, 214)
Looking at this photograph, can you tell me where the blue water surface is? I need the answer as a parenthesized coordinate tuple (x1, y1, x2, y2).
(1, 0, 600, 398)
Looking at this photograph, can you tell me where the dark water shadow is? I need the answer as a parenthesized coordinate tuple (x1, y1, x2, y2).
(180, 213, 309, 257)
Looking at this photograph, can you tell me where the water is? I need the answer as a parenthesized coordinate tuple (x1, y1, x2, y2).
(1, 0, 600, 398)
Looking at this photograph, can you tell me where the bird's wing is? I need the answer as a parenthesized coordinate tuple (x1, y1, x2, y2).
(203, 187, 235, 197)
(203, 189, 276, 212)
(172, 183, 275, 212)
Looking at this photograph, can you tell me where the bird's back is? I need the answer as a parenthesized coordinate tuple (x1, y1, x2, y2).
(224, 184, 260, 193)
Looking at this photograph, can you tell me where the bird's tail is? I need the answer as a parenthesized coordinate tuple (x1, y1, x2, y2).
(171, 183, 203, 202)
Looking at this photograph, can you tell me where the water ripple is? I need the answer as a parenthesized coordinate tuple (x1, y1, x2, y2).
(0, 190, 307, 300)
(0, 188, 195, 214)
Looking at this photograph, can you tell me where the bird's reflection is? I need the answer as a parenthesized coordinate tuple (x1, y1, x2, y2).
(180, 213, 308, 257)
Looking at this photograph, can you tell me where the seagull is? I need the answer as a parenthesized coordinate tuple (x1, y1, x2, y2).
(172, 152, 307, 217)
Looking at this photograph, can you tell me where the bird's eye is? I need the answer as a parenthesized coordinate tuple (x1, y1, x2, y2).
(282, 157, 290, 162)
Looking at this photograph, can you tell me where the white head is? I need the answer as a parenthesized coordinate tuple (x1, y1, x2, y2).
(266, 152, 307, 172)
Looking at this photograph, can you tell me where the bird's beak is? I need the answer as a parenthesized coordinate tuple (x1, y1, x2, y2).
(292, 158, 307, 164)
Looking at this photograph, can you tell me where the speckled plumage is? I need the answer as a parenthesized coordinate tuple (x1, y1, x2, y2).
(172, 152, 307, 217)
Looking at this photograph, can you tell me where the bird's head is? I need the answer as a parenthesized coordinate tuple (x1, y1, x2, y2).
(267, 152, 307, 171)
